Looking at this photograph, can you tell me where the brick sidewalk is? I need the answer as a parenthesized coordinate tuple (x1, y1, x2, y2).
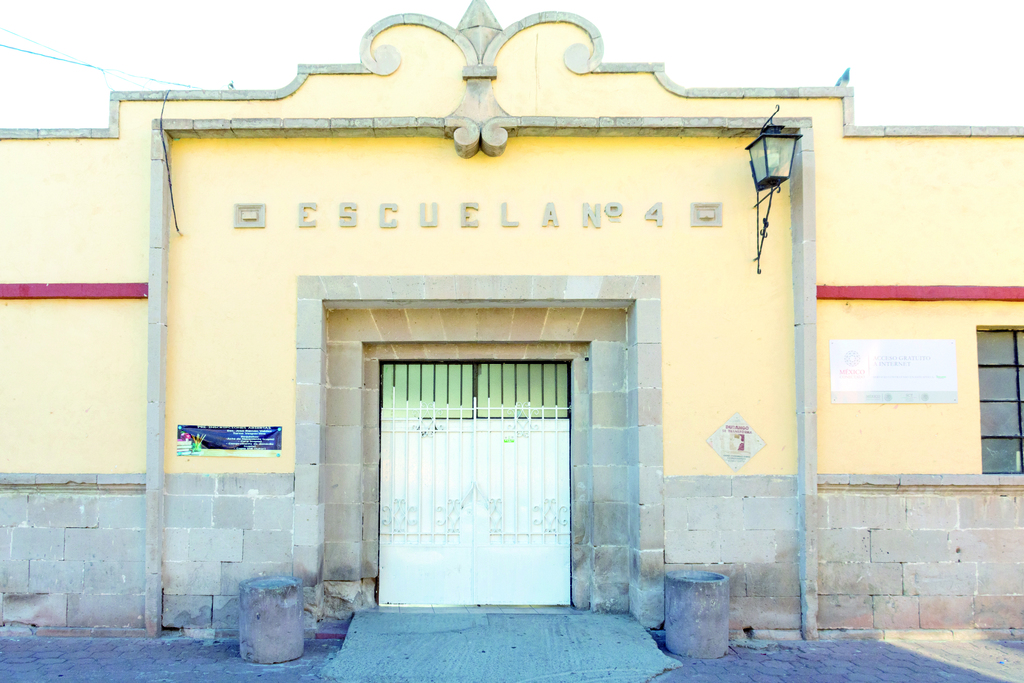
(653, 638, 1024, 683)
(1, 635, 1023, 682)
(0, 636, 340, 682)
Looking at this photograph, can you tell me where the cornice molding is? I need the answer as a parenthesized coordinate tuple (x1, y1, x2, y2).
(151, 115, 811, 141)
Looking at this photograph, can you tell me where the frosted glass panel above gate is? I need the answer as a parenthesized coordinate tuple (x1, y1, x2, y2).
(381, 363, 475, 418)
(476, 363, 569, 418)
(380, 362, 569, 419)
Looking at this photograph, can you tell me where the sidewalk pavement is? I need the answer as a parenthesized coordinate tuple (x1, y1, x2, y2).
(652, 637, 1024, 683)
(322, 611, 676, 682)
(0, 636, 340, 681)
(1, 628, 1023, 682)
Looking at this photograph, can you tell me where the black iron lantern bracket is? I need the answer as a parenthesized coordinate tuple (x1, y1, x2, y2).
(746, 106, 802, 274)
(753, 178, 778, 275)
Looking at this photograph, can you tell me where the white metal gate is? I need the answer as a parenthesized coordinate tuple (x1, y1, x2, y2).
(378, 363, 571, 605)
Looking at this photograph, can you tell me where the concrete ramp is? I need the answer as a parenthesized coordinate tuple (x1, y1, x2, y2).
(322, 611, 679, 683)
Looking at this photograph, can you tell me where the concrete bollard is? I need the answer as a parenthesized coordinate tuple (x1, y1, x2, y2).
(664, 570, 730, 659)
(239, 576, 304, 664)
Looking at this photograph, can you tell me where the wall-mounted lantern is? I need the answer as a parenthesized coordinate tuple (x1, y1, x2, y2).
(745, 106, 801, 274)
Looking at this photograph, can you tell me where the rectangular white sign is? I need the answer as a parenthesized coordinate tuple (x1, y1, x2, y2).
(829, 339, 958, 404)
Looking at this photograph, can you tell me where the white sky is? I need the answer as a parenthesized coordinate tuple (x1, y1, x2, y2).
(1, 0, 1020, 129)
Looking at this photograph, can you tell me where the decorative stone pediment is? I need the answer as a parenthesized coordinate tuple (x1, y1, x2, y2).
(359, 0, 605, 158)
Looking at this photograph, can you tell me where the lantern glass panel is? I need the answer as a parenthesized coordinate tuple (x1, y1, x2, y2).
(749, 138, 769, 186)
(765, 136, 796, 180)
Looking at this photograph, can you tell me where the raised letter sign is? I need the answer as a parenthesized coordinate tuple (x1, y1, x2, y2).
(583, 203, 601, 228)
(501, 203, 519, 227)
(461, 203, 479, 228)
(541, 203, 559, 227)
(604, 203, 623, 222)
(380, 204, 398, 229)
(298, 202, 317, 228)
(339, 203, 358, 227)
(420, 203, 438, 228)
(645, 202, 664, 227)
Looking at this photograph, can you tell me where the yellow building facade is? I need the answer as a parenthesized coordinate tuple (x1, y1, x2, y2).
(1, 1, 1022, 639)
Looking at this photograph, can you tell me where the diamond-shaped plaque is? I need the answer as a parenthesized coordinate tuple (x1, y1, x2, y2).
(706, 413, 765, 472)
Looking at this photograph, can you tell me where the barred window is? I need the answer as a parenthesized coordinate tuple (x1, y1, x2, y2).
(978, 330, 1023, 474)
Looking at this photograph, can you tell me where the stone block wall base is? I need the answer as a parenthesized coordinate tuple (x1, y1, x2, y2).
(323, 579, 376, 620)
(182, 628, 216, 639)
(158, 628, 316, 640)
(0, 627, 147, 638)
(0, 625, 34, 637)
(729, 629, 803, 642)
(0, 490, 147, 633)
(161, 473, 296, 633)
(303, 583, 326, 624)
(818, 484, 1024, 638)
(663, 476, 801, 632)
(820, 629, 1024, 641)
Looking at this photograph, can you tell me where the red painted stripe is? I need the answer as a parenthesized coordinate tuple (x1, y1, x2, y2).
(0, 283, 148, 299)
(818, 285, 1024, 302)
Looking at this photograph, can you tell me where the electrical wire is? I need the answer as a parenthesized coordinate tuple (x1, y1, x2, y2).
(0, 26, 81, 62)
(159, 90, 183, 236)
(0, 30, 197, 90)
(0, 43, 149, 90)
(0, 26, 196, 88)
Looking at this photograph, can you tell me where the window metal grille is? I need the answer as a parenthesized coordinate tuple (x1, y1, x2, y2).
(977, 330, 1023, 474)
